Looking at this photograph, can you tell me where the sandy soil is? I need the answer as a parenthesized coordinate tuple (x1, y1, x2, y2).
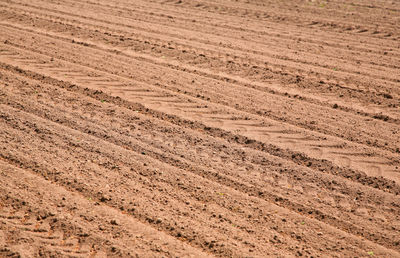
(0, 0, 399, 256)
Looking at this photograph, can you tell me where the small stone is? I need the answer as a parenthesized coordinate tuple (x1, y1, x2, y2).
(110, 219, 118, 225)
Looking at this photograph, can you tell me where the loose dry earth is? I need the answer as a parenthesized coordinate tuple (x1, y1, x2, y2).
(0, 0, 399, 257)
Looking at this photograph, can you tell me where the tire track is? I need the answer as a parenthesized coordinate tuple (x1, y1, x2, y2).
(1, 39, 399, 187)
(1, 24, 399, 161)
(1, 59, 399, 197)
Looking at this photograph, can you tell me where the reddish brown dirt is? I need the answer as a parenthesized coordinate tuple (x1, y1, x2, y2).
(0, 0, 399, 256)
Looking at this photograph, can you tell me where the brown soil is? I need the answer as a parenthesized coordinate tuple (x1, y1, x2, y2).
(0, 0, 399, 256)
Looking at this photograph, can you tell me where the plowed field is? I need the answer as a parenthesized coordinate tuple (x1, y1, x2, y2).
(0, 0, 399, 256)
